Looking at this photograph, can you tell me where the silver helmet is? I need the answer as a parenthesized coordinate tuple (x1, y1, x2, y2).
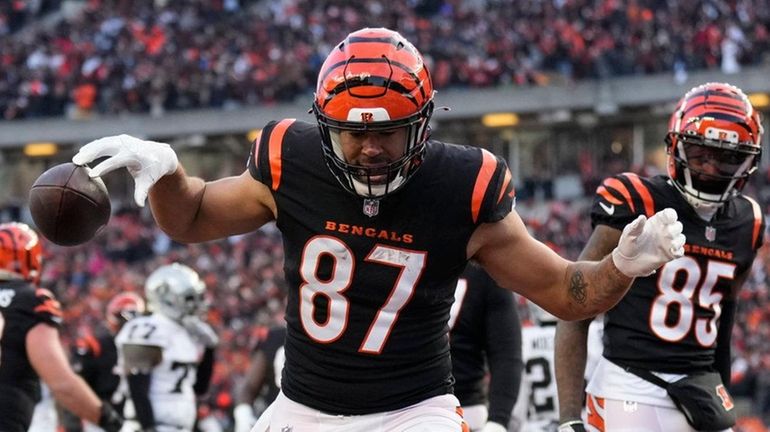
(145, 263, 206, 321)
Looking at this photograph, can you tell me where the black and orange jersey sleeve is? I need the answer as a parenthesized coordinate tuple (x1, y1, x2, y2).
(742, 195, 766, 251)
(31, 287, 63, 328)
(591, 172, 657, 230)
(247, 119, 298, 190)
(470, 148, 515, 225)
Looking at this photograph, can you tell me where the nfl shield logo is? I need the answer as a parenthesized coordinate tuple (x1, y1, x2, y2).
(705, 226, 716, 242)
(363, 199, 380, 217)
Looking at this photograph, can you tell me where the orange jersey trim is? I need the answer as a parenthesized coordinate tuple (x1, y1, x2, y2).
(596, 186, 624, 205)
(745, 196, 763, 249)
(497, 169, 513, 204)
(624, 173, 655, 217)
(471, 150, 497, 223)
(268, 119, 295, 191)
(601, 178, 635, 212)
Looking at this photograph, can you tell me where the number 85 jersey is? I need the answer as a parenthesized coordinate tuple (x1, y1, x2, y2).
(592, 173, 764, 373)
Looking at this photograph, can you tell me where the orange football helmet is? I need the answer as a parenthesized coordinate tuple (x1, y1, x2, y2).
(666, 82, 763, 205)
(106, 292, 146, 332)
(313, 27, 435, 198)
(0, 222, 42, 283)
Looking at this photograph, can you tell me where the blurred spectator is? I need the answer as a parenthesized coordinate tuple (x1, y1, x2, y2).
(4, 0, 770, 120)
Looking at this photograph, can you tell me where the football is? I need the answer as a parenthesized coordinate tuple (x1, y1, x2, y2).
(29, 162, 111, 246)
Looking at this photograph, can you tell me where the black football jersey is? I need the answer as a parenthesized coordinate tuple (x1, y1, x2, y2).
(449, 263, 521, 427)
(251, 325, 286, 405)
(0, 281, 62, 432)
(593, 173, 764, 373)
(248, 119, 515, 414)
(72, 324, 121, 403)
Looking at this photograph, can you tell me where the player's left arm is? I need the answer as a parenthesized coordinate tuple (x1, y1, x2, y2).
(715, 270, 748, 386)
(193, 347, 215, 395)
(483, 284, 523, 429)
(469, 209, 683, 321)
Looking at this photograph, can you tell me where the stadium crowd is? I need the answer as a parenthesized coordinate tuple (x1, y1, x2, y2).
(3, 0, 770, 120)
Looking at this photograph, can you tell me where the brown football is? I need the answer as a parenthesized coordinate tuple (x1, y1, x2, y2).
(29, 162, 111, 246)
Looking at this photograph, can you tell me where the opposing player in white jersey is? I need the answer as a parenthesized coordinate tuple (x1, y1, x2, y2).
(115, 263, 219, 432)
(510, 303, 559, 432)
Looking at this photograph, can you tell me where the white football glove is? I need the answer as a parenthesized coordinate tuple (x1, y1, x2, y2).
(480, 421, 507, 432)
(182, 316, 219, 348)
(72, 134, 178, 207)
(233, 403, 257, 432)
(611, 208, 686, 278)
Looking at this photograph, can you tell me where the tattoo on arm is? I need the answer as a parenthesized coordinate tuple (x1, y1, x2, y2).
(569, 270, 587, 304)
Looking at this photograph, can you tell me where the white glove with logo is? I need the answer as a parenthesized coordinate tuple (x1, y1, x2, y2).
(233, 403, 257, 432)
(481, 421, 507, 432)
(611, 208, 686, 278)
(182, 316, 219, 348)
(72, 134, 178, 207)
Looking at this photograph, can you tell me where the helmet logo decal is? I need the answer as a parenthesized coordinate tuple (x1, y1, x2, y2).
(363, 198, 380, 217)
(361, 112, 374, 123)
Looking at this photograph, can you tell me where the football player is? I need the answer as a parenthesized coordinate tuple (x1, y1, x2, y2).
(73, 27, 684, 431)
(449, 263, 522, 432)
(555, 82, 764, 432)
(510, 303, 558, 432)
(62, 292, 146, 432)
(233, 323, 287, 432)
(115, 263, 218, 432)
(0, 222, 123, 432)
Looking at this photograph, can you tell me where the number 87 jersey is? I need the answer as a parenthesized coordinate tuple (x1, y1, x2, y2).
(592, 173, 764, 373)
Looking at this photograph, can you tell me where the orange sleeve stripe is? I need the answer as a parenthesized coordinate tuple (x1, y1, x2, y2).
(746, 196, 763, 248)
(268, 119, 295, 190)
(497, 169, 512, 204)
(471, 150, 498, 223)
(34, 302, 63, 317)
(83, 334, 102, 357)
(596, 186, 624, 205)
(624, 173, 655, 217)
(602, 178, 635, 212)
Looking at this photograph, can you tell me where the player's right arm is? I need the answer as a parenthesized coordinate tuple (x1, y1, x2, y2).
(27, 324, 122, 431)
(72, 134, 277, 243)
(234, 349, 269, 432)
(554, 224, 620, 429)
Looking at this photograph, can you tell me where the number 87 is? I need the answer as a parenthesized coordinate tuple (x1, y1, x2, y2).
(298, 236, 426, 355)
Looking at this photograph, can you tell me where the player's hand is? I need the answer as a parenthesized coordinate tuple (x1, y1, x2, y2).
(72, 134, 178, 207)
(480, 421, 507, 432)
(611, 208, 685, 278)
(557, 420, 587, 432)
(234, 403, 257, 432)
(182, 316, 219, 348)
(97, 401, 124, 432)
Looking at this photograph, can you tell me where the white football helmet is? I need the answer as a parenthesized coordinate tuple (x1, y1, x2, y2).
(144, 263, 206, 321)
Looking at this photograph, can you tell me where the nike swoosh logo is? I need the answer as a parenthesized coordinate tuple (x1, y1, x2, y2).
(599, 201, 615, 215)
